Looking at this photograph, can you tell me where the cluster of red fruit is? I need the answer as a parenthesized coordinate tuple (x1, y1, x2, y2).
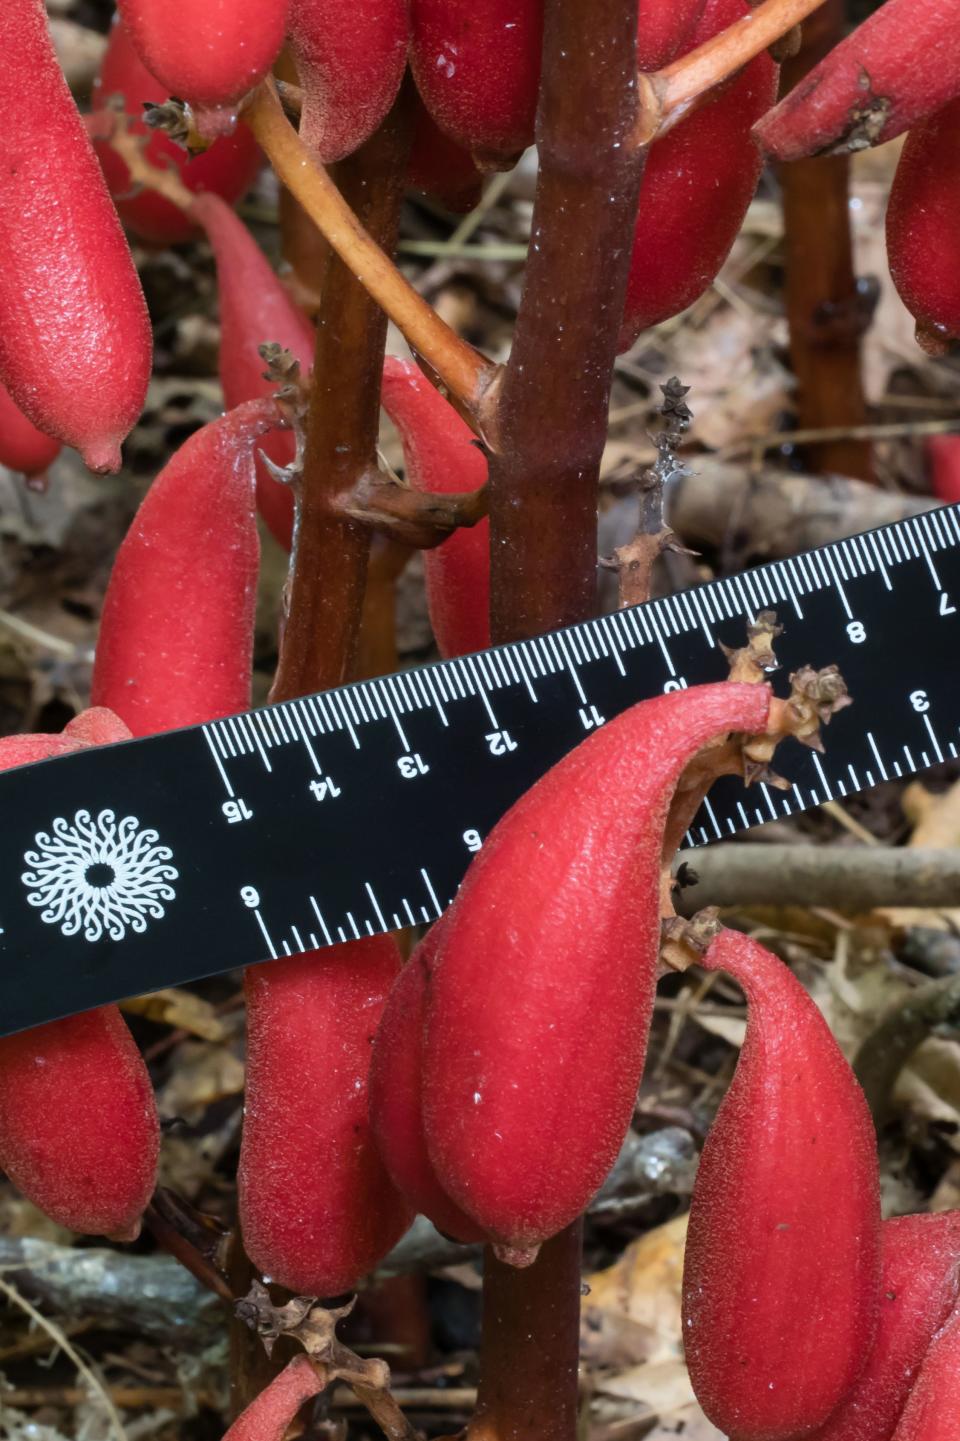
(1, 1, 960, 1438)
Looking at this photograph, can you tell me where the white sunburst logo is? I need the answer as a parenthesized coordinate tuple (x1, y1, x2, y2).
(22, 809, 178, 943)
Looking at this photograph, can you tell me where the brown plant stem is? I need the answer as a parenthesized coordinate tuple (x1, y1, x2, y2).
(244, 80, 496, 428)
(486, 0, 646, 641)
(778, 0, 874, 480)
(468, 1223, 584, 1441)
(269, 98, 411, 702)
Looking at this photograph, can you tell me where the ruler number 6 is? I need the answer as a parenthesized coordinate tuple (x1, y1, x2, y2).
(846, 621, 867, 644)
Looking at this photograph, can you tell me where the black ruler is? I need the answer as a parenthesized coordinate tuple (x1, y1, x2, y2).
(1, 504, 959, 1035)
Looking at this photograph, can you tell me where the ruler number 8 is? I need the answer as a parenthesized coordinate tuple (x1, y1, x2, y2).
(846, 621, 867, 644)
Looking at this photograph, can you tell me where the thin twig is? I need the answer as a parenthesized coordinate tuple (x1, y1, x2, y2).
(716, 416, 960, 462)
(0, 1275, 127, 1441)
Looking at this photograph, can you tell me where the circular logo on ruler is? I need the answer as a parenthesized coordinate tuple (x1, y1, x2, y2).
(21, 809, 178, 942)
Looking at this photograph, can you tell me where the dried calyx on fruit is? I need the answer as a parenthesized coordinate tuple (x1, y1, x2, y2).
(754, 0, 960, 162)
(410, 0, 544, 166)
(239, 937, 414, 1297)
(287, 0, 409, 163)
(92, 18, 261, 247)
(0, 0, 151, 474)
(619, 0, 777, 351)
(116, 0, 288, 141)
(381, 358, 490, 658)
(372, 681, 773, 1261)
(0, 709, 159, 1240)
(91, 399, 284, 736)
(886, 97, 960, 355)
(682, 927, 881, 1441)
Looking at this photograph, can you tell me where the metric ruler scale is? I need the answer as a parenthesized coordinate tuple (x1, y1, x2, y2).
(0, 504, 958, 1036)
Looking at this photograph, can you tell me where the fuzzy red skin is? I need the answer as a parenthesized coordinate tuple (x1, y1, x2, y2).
(91, 399, 281, 736)
(0, 708, 159, 1241)
(636, 0, 706, 69)
(0, 381, 61, 478)
(618, 0, 777, 352)
(421, 682, 770, 1259)
(810, 1213, 960, 1441)
(886, 99, 960, 353)
(408, 95, 484, 213)
(239, 937, 415, 1296)
(288, 0, 409, 164)
(116, 0, 287, 133)
(683, 928, 881, 1441)
(381, 358, 490, 658)
(223, 1355, 323, 1441)
(927, 435, 960, 506)
(91, 19, 261, 248)
(891, 1293, 960, 1441)
(189, 193, 314, 550)
(0, 0, 151, 475)
(754, 0, 960, 162)
(410, 0, 544, 163)
(369, 924, 487, 1243)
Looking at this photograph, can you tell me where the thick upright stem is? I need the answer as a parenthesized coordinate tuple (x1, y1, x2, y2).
(469, 1224, 584, 1441)
(270, 101, 411, 702)
(779, 0, 874, 480)
(487, 0, 646, 641)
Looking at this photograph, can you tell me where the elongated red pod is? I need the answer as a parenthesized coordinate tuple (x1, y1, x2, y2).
(422, 682, 771, 1260)
(754, 0, 960, 162)
(0, 0, 151, 474)
(91, 399, 281, 736)
(886, 99, 960, 355)
(0, 381, 61, 479)
(190, 193, 314, 549)
(288, 0, 409, 164)
(636, 0, 706, 69)
(891, 1295, 960, 1441)
(927, 436, 960, 506)
(223, 1355, 323, 1441)
(410, 0, 544, 164)
(810, 1212, 960, 1441)
(92, 19, 261, 247)
(619, 0, 776, 351)
(116, 0, 288, 139)
(370, 930, 487, 1243)
(683, 928, 881, 1441)
(408, 95, 484, 212)
(240, 937, 415, 1296)
(0, 708, 159, 1240)
(381, 358, 490, 657)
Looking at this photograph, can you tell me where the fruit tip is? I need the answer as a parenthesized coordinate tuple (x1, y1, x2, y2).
(80, 437, 124, 474)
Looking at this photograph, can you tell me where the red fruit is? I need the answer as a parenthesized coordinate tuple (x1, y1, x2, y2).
(408, 94, 484, 212)
(618, 0, 777, 351)
(239, 938, 414, 1296)
(682, 928, 881, 1441)
(891, 1296, 960, 1441)
(223, 1355, 323, 1441)
(0, 0, 151, 474)
(381, 358, 490, 658)
(410, 0, 544, 164)
(754, 0, 960, 162)
(116, 0, 288, 140)
(927, 435, 960, 506)
(0, 380, 61, 479)
(189, 193, 315, 549)
(886, 99, 960, 354)
(91, 399, 282, 736)
(810, 1213, 960, 1441)
(636, 0, 706, 70)
(0, 707, 159, 1241)
(288, 0, 409, 164)
(91, 19, 261, 247)
(369, 927, 487, 1243)
(421, 682, 771, 1261)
